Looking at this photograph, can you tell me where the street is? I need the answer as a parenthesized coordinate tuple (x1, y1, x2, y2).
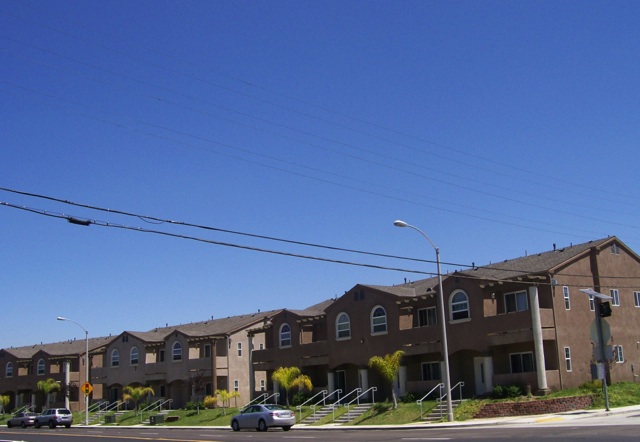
(1, 412, 639, 442)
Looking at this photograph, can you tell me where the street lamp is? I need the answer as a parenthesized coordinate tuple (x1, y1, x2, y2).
(57, 316, 89, 425)
(394, 220, 454, 422)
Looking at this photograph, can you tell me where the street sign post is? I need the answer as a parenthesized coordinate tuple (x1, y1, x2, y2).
(81, 382, 93, 396)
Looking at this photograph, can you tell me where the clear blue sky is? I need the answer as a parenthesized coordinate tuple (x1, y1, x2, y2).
(2, 1, 639, 348)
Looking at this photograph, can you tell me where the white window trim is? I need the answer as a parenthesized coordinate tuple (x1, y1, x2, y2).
(130, 346, 139, 366)
(449, 290, 471, 322)
(504, 290, 529, 313)
(589, 294, 595, 311)
(610, 289, 620, 306)
(634, 291, 640, 308)
(615, 345, 624, 363)
(370, 305, 388, 335)
(172, 342, 182, 361)
(111, 349, 120, 367)
(5, 362, 13, 378)
(418, 306, 437, 327)
(279, 323, 292, 348)
(563, 286, 571, 310)
(564, 346, 572, 372)
(237, 342, 242, 357)
(336, 312, 351, 341)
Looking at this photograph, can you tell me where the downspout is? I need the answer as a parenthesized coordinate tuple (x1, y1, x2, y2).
(548, 272, 563, 390)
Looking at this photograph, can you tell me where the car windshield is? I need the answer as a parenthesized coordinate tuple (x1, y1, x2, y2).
(264, 405, 286, 411)
(58, 409, 71, 415)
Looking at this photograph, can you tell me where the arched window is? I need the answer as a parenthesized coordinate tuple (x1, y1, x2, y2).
(111, 349, 120, 367)
(130, 346, 139, 365)
(172, 342, 182, 361)
(279, 324, 292, 348)
(6, 362, 13, 378)
(450, 290, 470, 321)
(37, 358, 45, 376)
(336, 313, 351, 340)
(370, 306, 387, 334)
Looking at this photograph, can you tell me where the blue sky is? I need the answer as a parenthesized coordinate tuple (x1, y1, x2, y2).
(2, 1, 639, 348)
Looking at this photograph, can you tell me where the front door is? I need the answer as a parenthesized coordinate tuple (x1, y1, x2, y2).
(335, 370, 346, 396)
(473, 357, 493, 396)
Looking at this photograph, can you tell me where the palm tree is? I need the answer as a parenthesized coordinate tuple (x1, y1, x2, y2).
(37, 378, 61, 410)
(123, 385, 155, 414)
(271, 366, 313, 407)
(368, 350, 405, 409)
(215, 389, 240, 415)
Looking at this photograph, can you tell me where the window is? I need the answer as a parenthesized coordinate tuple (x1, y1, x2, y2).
(130, 347, 139, 365)
(172, 342, 182, 361)
(260, 379, 266, 391)
(204, 344, 211, 358)
(111, 349, 120, 367)
(450, 290, 470, 320)
(279, 324, 292, 348)
(611, 243, 620, 255)
(370, 306, 387, 334)
(336, 313, 351, 339)
(610, 289, 620, 306)
(5, 362, 13, 378)
(234, 379, 239, 392)
(37, 358, 45, 375)
(122, 335, 129, 343)
(237, 342, 242, 357)
(259, 343, 264, 350)
(564, 347, 572, 372)
(421, 362, 442, 381)
(634, 292, 640, 308)
(615, 345, 624, 363)
(418, 307, 437, 327)
(510, 352, 535, 373)
(159, 349, 165, 363)
(589, 294, 595, 311)
(563, 286, 571, 310)
(505, 291, 528, 313)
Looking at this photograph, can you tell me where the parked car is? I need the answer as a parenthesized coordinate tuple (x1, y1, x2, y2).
(34, 408, 73, 428)
(6, 411, 37, 428)
(230, 404, 295, 432)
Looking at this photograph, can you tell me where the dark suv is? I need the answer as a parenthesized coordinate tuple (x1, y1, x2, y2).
(34, 408, 73, 428)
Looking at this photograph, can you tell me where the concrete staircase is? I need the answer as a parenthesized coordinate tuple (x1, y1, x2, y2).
(299, 403, 374, 425)
(422, 399, 463, 422)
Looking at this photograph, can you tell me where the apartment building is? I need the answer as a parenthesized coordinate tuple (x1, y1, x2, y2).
(252, 237, 640, 401)
(2, 236, 639, 413)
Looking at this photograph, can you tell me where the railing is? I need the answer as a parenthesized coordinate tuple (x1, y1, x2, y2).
(296, 390, 327, 422)
(416, 383, 443, 419)
(97, 401, 123, 423)
(242, 392, 280, 410)
(436, 381, 465, 419)
(88, 400, 108, 413)
(343, 387, 376, 416)
(11, 404, 35, 415)
(139, 399, 173, 423)
(330, 387, 361, 421)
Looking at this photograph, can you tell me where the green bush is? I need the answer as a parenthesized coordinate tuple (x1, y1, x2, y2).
(291, 391, 311, 406)
(401, 392, 416, 403)
(185, 401, 204, 410)
(492, 384, 523, 399)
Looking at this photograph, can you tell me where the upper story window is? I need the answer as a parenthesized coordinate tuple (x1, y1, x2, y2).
(130, 347, 139, 366)
(615, 345, 624, 363)
(421, 361, 441, 381)
(122, 335, 129, 343)
(5, 362, 13, 378)
(237, 342, 242, 357)
(611, 243, 620, 255)
(336, 313, 351, 340)
(37, 358, 45, 376)
(418, 307, 437, 327)
(564, 347, 572, 372)
(279, 324, 292, 348)
(505, 291, 528, 313)
(172, 342, 182, 361)
(111, 349, 120, 367)
(563, 286, 571, 310)
(610, 289, 620, 306)
(450, 290, 470, 321)
(589, 294, 595, 311)
(370, 306, 387, 335)
(634, 291, 640, 308)
(204, 344, 212, 358)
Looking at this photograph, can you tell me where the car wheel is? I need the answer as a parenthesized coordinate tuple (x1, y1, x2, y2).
(282, 425, 291, 431)
(231, 420, 240, 432)
(49, 420, 57, 429)
(21, 421, 27, 428)
(6, 421, 12, 428)
(34, 421, 41, 429)
(257, 419, 267, 432)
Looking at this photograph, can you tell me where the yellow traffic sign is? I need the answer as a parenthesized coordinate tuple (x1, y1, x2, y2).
(81, 382, 93, 396)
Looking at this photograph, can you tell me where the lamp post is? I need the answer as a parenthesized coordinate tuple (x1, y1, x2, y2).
(57, 316, 89, 425)
(394, 220, 454, 422)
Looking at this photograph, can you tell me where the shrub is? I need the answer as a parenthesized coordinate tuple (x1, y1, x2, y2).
(492, 384, 522, 399)
(492, 385, 505, 399)
(401, 392, 416, 403)
(203, 395, 217, 409)
(185, 401, 204, 410)
(291, 391, 311, 406)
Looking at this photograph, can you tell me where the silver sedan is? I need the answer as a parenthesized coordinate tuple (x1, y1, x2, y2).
(230, 404, 295, 432)
(7, 411, 37, 428)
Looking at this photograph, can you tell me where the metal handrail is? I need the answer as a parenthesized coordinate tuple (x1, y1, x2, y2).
(260, 392, 280, 404)
(242, 393, 268, 409)
(344, 387, 377, 416)
(330, 387, 361, 421)
(296, 390, 327, 422)
(416, 383, 443, 419)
